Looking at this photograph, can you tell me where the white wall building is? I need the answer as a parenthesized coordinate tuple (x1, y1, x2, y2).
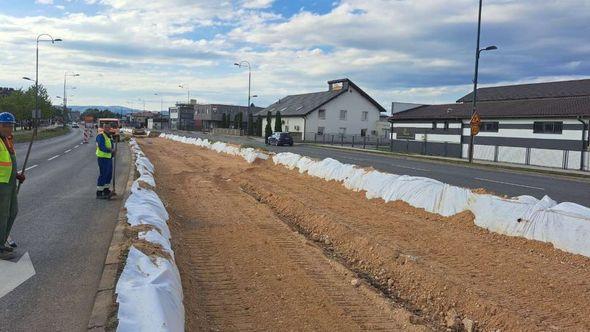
(256, 79, 386, 141)
(389, 79, 590, 171)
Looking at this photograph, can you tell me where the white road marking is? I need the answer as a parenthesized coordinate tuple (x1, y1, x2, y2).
(0, 252, 36, 299)
(47, 155, 60, 161)
(25, 164, 38, 171)
(64, 149, 72, 153)
(390, 164, 431, 172)
(474, 177, 545, 190)
(74, 145, 79, 149)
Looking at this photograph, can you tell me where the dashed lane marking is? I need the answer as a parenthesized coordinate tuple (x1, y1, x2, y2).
(47, 155, 60, 161)
(474, 177, 545, 190)
(64, 149, 72, 153)
(25, 164, 38, 171)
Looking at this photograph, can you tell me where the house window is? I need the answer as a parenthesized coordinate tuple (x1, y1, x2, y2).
(285, 125, 289, 132)
(479, 121, 499, 132)
(361, 129, 367, 136)
(317, 127, 325, 135)
(339, 127, 346, 135)
(432, 121, 437, 129)
(318, 109, 326, 120)
(533, 121, 563, 134)
(294, 125, 300, 131)
(361, 111, 368, 121)
(339, 110, 347, 120)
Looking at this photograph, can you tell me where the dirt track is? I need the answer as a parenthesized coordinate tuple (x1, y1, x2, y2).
(140, 138, 590, 331)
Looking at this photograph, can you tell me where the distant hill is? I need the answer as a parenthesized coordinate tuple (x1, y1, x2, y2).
(68, 105, 144, 114)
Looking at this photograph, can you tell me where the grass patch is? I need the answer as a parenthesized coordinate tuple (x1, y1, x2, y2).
(13, 126, 71, 143)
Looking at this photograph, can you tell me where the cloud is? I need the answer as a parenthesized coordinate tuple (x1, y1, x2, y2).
(0, 0, 588, 110)
(35, 0, 54, 4)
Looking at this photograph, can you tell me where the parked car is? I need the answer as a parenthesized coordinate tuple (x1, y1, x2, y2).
(268, 132, 293, 146)
(71, 123, 79, 128)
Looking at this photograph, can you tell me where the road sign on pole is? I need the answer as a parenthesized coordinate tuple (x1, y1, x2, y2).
(470, 112, 481, 136)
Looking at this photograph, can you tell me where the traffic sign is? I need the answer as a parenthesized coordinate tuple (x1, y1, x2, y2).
(470, 112, 481, 136)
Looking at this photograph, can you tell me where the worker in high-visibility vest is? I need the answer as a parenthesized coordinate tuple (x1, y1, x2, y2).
(96, 124, 115, 199)
(0, 112, 25, 260)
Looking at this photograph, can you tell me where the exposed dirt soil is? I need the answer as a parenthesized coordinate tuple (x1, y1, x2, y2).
(140, 138, 590, 332)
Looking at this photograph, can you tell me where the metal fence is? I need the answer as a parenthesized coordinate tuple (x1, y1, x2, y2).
(303, 132, 390, 150)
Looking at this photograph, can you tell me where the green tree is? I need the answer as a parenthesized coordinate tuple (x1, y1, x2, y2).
(221, 113, 227, 128)
(247, 112, 254, 135)
(274, 111, 282, 132)
(256, 115, 263, 136)
(264, 111, 272, 143)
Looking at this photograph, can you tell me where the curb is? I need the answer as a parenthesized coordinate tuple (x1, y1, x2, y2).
(305, 143, 590, 181)
(88, 144, 136, 331)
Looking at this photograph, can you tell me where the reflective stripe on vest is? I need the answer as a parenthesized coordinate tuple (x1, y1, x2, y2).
(0, 139, 13, 184)
(96, 133, 112, 159)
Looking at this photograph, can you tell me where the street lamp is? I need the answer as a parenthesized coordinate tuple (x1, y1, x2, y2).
(63, 72, 80, 125)
(154, 92, 167, 130)
(468, 0, 497, 163)
(178, 84, 190, 104)
(234, 60, 252, 134)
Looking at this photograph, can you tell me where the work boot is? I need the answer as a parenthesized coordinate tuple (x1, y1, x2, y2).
(6, 237, 17, 248)
(96, 190, 105, 199)
(0, 244, 13, 252)
(0, 247, 15, 260)
(103, 188, 112, 199)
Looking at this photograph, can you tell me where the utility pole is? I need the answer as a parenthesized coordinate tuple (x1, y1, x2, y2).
(234, 61, 252, 135)
(63, 72, 80, 125)
(468, 0, 497, 163)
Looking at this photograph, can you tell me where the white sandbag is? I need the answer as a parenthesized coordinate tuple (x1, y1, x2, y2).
(125, 181, 171, 240)
(295, 156, 316, 174)
(139, 230, 174, 258)
(116, 247, 184, 332)
(272, 152, 302, 169)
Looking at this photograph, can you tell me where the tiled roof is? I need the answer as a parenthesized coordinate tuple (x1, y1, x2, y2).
(458, 79, 590, 102)
(390, 96, 590, 120)
(255, 78, 386, 117)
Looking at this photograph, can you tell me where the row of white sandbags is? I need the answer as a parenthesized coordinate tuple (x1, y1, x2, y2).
(272, 152, 590, 258)
(156, 134, 590, 258)
(117, 140, 185, 332)
(159, 133, 269, 163)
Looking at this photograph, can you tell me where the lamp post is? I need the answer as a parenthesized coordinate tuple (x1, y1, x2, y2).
(178, 84, 190, 104)
(63, 72, 80, 125)
(468, 0, 497, 163)
(154, 92, 166, 130)
(234, 61, 252, 135)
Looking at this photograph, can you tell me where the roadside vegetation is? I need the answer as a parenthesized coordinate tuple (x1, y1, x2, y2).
(13, 126, 71, 143)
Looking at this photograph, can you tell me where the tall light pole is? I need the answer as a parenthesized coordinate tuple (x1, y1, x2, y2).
(468, 0, 497, 163)
(63, 72, 80, 125)
(154, 92, 166, 129)
(234, 61, 252, 135)
(178, 84, 190, 104)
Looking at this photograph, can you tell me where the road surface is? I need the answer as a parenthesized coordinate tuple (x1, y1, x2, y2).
(0, 128, 130, 332)
(169, 130, 590, 205)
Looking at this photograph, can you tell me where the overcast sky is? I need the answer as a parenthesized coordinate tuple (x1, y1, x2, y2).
(1, 0, 589, 111)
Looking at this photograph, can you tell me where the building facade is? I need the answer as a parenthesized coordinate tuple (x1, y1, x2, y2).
(256, 78, 385, 140)
(169, 100, 198, 130)
(389, 79, 590, 171)
(194, 104, 264, 130)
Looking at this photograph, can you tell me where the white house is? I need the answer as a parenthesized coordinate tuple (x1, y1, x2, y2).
(389, 79, 590, 171)
(256, 78, 386, 140)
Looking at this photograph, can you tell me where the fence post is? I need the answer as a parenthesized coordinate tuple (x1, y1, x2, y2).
(363, 136, 366, 149)
(323, 134, 325, 144)
(352, 135, 355, 147)
(341, 135, 344, 146)
(331, 135, 334, 144)
(390, 136, 393, 152)
(376, 137, 380, 150)
(494, 145, 499, 162)
(314, 133, 317, 143)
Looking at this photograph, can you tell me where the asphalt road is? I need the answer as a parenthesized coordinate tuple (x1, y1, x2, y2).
(170, 130, 590, 205)
(0, 128, 130, 332)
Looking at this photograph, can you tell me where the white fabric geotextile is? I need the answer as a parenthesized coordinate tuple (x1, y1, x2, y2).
(159, 134, 590, 258)
(116, 139, 185, 332)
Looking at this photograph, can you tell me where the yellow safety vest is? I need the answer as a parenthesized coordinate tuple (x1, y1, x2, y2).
(0, 138, 13, 184)
(96, 133, 112, 159)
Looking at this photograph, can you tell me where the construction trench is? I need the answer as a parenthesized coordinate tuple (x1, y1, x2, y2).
(138, 137, 590, 332)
